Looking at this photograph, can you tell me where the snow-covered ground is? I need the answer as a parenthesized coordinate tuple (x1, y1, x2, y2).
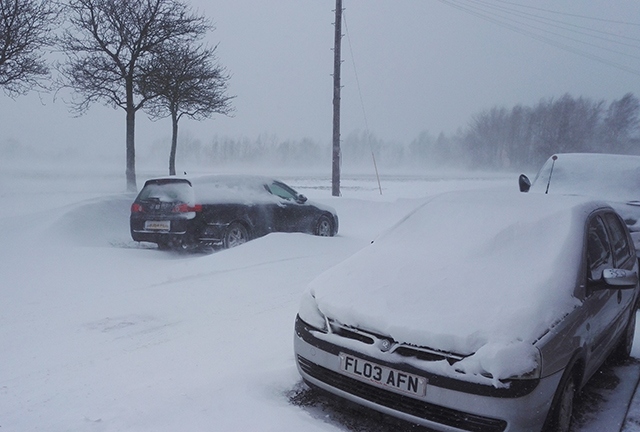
(1, 162, 638, 431)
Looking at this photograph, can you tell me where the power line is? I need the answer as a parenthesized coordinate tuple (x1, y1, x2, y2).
(479, 0, 640, 27)
(437, 0, 640, 77)
(467, 0, 640, 47)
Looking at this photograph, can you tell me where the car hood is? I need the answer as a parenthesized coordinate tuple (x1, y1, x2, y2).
(307, 191, 595, 358)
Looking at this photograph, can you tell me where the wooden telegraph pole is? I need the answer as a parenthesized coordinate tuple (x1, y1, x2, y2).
(332, 0, 343, 197)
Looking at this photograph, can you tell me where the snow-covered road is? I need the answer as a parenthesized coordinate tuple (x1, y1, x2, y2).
(1, 165, 638, 431)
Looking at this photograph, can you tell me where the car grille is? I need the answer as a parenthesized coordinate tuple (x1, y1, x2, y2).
(297, 355, 507, 432)
(330, 321, 465, 364)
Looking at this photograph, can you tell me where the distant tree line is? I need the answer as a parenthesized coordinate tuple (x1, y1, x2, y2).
(460, 93, 640, 170)
(145, 92, 639, 173)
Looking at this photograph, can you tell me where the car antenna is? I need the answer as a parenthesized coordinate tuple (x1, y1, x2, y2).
(545, 155, 558, 194)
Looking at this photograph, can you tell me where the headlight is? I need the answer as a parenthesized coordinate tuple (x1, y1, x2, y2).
(455, 342, 541, 387)
(298, 289, 328, 332)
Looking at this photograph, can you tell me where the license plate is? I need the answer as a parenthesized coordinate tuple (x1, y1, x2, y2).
(145, 220, 170, 231)
(339, 353, 427, 397)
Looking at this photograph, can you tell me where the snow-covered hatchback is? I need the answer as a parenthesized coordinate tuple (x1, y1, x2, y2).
(294, 190, 639, 432)
(130, 175, 338, 250)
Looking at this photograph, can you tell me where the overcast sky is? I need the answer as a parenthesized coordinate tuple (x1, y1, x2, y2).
(2, 0, 640, 161)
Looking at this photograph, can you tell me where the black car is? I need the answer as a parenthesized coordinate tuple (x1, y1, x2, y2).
(130, 175, 338, 250)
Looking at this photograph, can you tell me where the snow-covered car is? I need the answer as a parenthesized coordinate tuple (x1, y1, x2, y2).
(293, 190, 639, 432)
(130, 175, 338, 250)
(519, 153, 640, 255)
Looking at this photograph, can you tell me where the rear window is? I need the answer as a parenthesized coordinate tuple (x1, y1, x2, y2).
(138, 181, 195, 204)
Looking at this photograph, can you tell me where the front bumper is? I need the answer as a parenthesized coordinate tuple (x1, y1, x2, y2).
(294, 316, 562, 432)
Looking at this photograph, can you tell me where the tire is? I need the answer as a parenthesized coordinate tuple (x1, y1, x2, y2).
(315, 215, 334, 237)
(544, 370, 576, 432)
(223, 222, 249, 248)
(612, 310, 636, 362)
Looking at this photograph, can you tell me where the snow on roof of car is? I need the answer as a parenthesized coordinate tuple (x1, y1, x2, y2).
(308, 190, 607, 358)
(143, 174, 280, 205)
(530, 153, 640, 203)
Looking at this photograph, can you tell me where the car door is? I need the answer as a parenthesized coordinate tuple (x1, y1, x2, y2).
(266, 181, 313, 233)
(581, 213, 620, 379)
(602, 211, 638, 337)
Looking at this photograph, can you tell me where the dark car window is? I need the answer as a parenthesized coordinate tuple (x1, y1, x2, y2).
(587, 215, 614, 280)
(267, 182, 298, 201)
(603, 212, 633, 267)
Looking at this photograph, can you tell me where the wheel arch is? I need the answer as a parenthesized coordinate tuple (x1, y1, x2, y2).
(542, 349, 585, 431)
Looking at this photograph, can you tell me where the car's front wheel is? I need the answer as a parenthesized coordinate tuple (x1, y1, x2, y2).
(223, 222, 249, 248)
(315, 215, 334, 237)
(544, 370, 576, 432)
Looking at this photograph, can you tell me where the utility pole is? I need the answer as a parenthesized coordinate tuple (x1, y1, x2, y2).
(331, 0, 343, 197)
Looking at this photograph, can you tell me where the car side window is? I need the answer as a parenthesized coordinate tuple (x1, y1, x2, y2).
(267, 182, 297, 201)
(587, 215, 614, 281)
(603, 212, 633, 268)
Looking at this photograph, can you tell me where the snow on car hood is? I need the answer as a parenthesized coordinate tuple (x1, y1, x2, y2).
(307, 191, 599, 360)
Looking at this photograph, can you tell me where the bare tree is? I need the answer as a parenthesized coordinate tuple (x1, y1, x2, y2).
(59, 0, 210, 191)
(603, 93, 640, 153)
(0, 0, 57, 97)
(141, 42, 234, 175)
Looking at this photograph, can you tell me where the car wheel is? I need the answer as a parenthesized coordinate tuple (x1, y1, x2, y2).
(613, 310, 636, 362)
(315, 215, 334, 237)
(544, 371, 576, 432)
(223, 222, 249, 248)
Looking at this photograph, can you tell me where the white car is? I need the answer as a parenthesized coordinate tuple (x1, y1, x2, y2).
(293, 190, 639, 432)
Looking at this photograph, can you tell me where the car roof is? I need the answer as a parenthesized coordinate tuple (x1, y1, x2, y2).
(141, 174, 281, 204)
(530, 153, 640, 201)
(143, 174, 275, 187)
(308, 190, 611, 356)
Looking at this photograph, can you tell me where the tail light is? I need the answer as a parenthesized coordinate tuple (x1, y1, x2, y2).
(172, 204, 202, 213)
(131, 203, 143, 213)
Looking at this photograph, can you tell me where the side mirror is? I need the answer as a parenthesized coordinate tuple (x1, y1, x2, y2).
(296, 194, 308, 204)
(519, 174, 531, 193)
(603, 268, 639, 288)
(590, 269, 639, 290)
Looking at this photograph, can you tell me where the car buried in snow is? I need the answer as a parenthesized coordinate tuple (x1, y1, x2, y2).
(519, 153, 640, 256)
(293, 190, 639, 432)
(130, 175, 338, 250)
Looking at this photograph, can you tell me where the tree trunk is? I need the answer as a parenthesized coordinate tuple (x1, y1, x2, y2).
(169, 111, 178, 176)
(125, 77, 137, 192)
(125, 106, 137, 192)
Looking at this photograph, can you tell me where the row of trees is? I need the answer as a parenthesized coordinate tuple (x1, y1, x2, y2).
(0, 0, 233, 190)
(141, 92, 639, 173)
(460, 93, 640, 170)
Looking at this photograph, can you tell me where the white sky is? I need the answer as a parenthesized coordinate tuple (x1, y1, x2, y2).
(1, 0, 640, 161)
